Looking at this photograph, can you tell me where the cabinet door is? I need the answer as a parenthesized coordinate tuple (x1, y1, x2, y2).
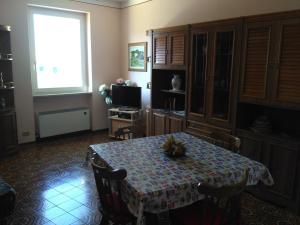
(188, 32, 208, 121)
(265, 140, 298, 201)
(272, 18, 300, 107)
(240, 22, 273, 103)
(0, 112, 17, 156)
(168, 116, 184, 133)
(209, 30, 235, 124)
(168, 32, 185, 67)
(153, 34, 168, 68)
(145, 108, 152, 137)
(238, 131, 264, 162)
(152, 112, 166, 135)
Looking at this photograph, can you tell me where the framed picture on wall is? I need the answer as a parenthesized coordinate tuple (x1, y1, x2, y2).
(128, 42, 147, 72)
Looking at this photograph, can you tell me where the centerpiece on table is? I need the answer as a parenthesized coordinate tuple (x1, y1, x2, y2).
(161, 135, 186, 157)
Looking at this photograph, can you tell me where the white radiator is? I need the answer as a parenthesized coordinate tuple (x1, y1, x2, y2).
(38, 108, 90, 138)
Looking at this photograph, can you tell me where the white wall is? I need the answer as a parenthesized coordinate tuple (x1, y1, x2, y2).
(120, 0, 300, 107)
(0, 0, 121, 143)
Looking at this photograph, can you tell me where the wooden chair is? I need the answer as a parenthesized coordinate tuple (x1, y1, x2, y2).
(210, 132, 241, 153)
(172, 169, 249, 225)
(91, 157, 136, 225)
(114, 126, 134, 140)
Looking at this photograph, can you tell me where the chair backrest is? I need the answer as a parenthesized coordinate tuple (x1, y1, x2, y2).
(114, 126, 134, 140)
(91, 157, 127, 215)
(197, 169, 249, 225)
(210, 132, 241, 153)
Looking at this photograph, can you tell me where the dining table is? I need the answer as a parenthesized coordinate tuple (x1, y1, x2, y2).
(89, 132, 274, 225)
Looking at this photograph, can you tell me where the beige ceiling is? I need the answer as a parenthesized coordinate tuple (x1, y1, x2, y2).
(71, 0, 151, 8)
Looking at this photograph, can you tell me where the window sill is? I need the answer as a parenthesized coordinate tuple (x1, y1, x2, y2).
(33, 91, 93, 98)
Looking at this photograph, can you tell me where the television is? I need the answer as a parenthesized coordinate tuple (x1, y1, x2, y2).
(112, 85, 141, 109)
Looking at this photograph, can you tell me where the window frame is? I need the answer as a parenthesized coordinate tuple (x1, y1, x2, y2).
(28, 6, 90, 96)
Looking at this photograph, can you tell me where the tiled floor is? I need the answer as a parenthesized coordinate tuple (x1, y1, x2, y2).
(0, 131, 300, 225)
(0, 132, 110, 225)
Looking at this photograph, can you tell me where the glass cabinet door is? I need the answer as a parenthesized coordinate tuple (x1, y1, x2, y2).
(211, 31, 234, 120)
(190, 33, 208, 115)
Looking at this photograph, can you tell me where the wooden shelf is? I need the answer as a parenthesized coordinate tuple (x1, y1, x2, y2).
(0, 108, 15, 114)
(108, 115, 132, 122)
(0, 87, 14, 90)
(0, 25, 11, 32)
(0, 53, 13, 61)
(161, 89, 185, 95)
(0, 58, 13, 61)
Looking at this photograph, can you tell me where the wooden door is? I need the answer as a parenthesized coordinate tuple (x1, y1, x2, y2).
(168, 116, 184, 133)
(152, 112, 166, 135)
(187, 31, 209, 122)
(272, 18, 300, 107)
(240, 22, 274, 103)
(265, 139, 298, 202)
(145, 107, 152, 137)
(153, 34, 168, 68)
(207, 27, 236, 128)
(237, 130, 264, 162)
(0, 111, 17, 156)
(168, 32, 185, 67)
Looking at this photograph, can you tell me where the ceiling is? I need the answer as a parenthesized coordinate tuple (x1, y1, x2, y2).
(71, 0, 151, 8)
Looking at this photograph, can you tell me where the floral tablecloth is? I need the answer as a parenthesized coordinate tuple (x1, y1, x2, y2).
(90, 132, 273, 223)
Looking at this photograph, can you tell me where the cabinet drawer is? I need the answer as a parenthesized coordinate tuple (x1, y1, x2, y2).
(186, 120, 230, 140)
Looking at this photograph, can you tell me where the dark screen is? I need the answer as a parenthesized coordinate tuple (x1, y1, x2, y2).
(112, 85, 141, 109)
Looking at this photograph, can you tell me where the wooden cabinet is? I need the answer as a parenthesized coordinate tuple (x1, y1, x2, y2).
(153, 34, 167, 66)
(168, 116, 184, 133)
(265, 139, 298, 202)
(152, 26, 188, 70)
(238, 129, 264, 162)
(240, 12, 300, 109)
(237, 129, 300, 213)
(187, 19, 242, 134)
(0, 25, 17, 157)
(152, 112, 167, 136)
(0, 111, 17, 156)
(272, 18, 300, 106)
(151, 111, 184, 136)
(240, 21, 274, 103)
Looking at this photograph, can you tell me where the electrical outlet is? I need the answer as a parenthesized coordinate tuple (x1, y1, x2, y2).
(22, 131, 30, 137)
(146, 82, 151, 89)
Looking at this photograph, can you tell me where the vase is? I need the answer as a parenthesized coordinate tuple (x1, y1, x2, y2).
(171, 74, 181, 91)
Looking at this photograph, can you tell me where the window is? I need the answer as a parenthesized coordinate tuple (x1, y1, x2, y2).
(28, 6, 90, 95)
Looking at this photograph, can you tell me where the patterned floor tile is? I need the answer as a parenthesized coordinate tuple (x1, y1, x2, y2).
(58, 199, 82, 212)
(51, 213, 79, 225)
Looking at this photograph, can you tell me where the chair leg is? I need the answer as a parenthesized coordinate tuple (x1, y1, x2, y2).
(82, 150, 90, 166)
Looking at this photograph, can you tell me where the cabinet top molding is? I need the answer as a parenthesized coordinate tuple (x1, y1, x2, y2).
(150, 9, 300, 32)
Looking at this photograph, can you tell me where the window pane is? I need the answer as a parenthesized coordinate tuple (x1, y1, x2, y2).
(33, 14, 83, 89)
(212, 31, 234, 119)
(190, 33, 207, 115)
